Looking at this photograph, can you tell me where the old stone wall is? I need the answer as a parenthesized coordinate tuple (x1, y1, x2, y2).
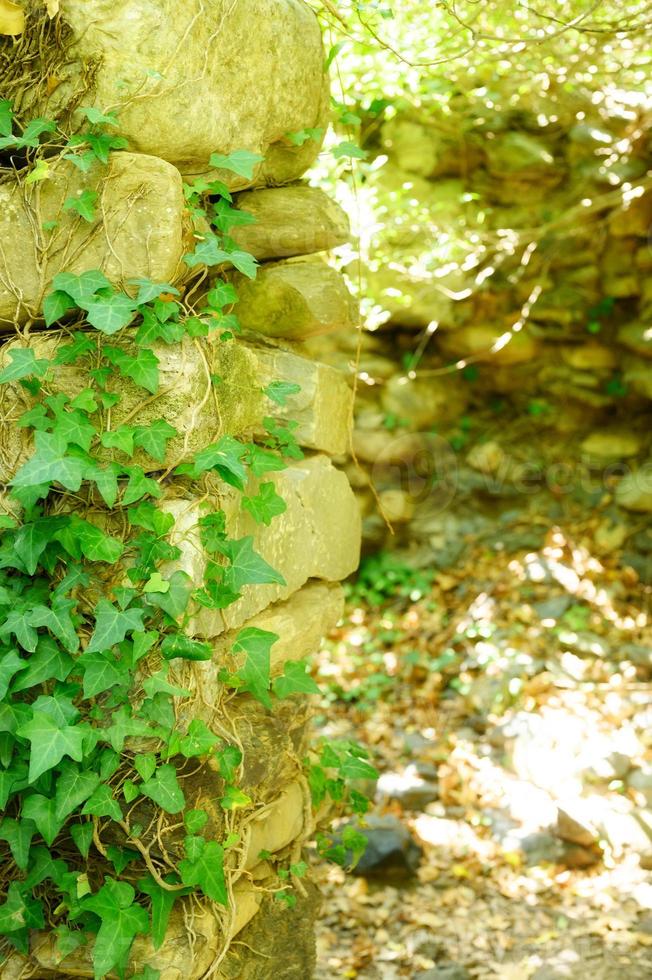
(309, 96, 652, 550)
(0, 2, 359, 978)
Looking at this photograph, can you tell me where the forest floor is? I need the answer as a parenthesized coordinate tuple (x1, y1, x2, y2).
(311, 492, 652, 979)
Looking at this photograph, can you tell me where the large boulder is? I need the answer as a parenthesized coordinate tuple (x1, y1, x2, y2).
(164, 454, 361, 636)
(232, 258, 357, 340)
(0, 333, 353, 479)
(233, 185, 350, 259)
(0, 152, 190, 326)
(14, 0, 328, 181)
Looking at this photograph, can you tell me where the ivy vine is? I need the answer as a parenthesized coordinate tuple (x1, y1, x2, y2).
(0, 102, 374, 978)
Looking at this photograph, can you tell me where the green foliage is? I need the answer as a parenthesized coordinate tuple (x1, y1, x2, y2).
(0, 102, 371, 973)
(347, 550, 435, 606)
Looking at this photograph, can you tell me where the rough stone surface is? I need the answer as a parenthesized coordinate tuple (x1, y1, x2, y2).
(164, 455, 361, 636)
(233, 259, 357, 340)
(217, 883, 320, 979)
(28, 0, 328, 181)
(616, 467, 652, 512)
(233, 185, 350, 259)
(212, 581, 345, 675)
(343, 814, 423, 878)
(381, 375, 469, 429)
(0, 333, 352, 480)
(0, 152, 190, 325)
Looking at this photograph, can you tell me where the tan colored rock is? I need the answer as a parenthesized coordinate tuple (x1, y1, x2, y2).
(232, 185, 349, 259)
(0, 152, 190, 326)
(608, 189, 652, 238)
(438, 324, 539, 366)
(485, 132, 556, 176)
(246, 781, 305, 868)
(618, 321, 652, 358)
(616, 467, 652, 512)
(351, 428, 428, 466)
(164, 454, 360, 636)
(377, 488, 415, 523)
(624, 356, 652, 399)
(581, 432, 642, 462)
(216, 883, 320, 980)
(25, 0, 328, 181)
(214, 581, 344, 674)
(381, 374, 469, 429)
(29, 903, 221, 979)
(467, 440, 506, 476)
(232, 259, 357, 340)
(560, 343, 618, 371)
(0, 334, 352, 480)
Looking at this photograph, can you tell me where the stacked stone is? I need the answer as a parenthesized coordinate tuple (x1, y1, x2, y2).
(0, 1, 359, 977)
(312, 99, 652, 539)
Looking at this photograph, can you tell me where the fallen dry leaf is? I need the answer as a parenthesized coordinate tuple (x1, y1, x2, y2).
(0, 0, 24, 35)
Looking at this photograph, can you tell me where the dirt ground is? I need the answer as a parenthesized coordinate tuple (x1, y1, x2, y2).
(311, 496, 652, 979)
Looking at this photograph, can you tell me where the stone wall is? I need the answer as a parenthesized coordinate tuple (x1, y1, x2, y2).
(0, 2, 359, 977)
(311, 96, 652, 548)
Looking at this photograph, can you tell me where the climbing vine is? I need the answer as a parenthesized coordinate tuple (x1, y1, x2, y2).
(0, 106, 374, 977)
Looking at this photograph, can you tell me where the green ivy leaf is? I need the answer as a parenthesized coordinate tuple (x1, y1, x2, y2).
(178, 720, 219, 758)
(183, 810, 208, 834)
(226, 249, 258, 279)
(263, 381, 301, 407)
(245, 444, 287, 477)
(223, 536, 286, 592)
(220, 785, 252, 810)
(332, 140, 367, 160)
(17, 711, 85, 783)
(54, 761, 101, 821)
(143, 572, 169, 595)
(137, 876, 179, 951)
(206, 281, 238, 309)
(178, 839, 227, 905)
(0, 650, 24, 699)
(241, 482, 287, 526)
(70, 822, 93, 859)
(0, 817, 35, 869)
(232, 627, 278, 708)
(183, 234, 229, 269)
(83, 292, 137, 334)
(43, 289, 77, 327)
(134, 753, 156, 782)
(63, 189, 98, 223)
(0, 348, 50, 384)
(11, 431, 85, 492)
(86, 600, 145, 653)
(100, 425, 135, 456)
(189, 434, 247, 487)
(57, 515, 124, 564)
(160, 634, 211, 662)
(82, 880, 149, 980)
(81, 783, 123, 822)
(208, 149, 263, 180)
(140, 764, 185, 814)
(0, 99, 13, 138)
(129, 278, 180, 306)
(12, 636, 73, 693)
(87, 462, 122, 508)
(273, 660, 321, 699)
(105, 345, 159, 394)
(133, 419, 177, 463)
(145, 570, 192, 620)
(27, 599, 80, 654)
(13, 516, 64, 574)
(78, 649, 130, 698)
(78, 106, 120, 127)
(52, 270, 110, 305)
